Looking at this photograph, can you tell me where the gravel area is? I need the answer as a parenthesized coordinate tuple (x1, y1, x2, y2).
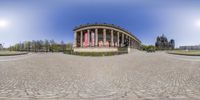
(0, 51, 200, 100)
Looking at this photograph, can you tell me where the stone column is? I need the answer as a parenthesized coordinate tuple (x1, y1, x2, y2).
(80, 31, 83, 47)
(122, 34, 124, 47)
(73, 31, 77, 47)
(95, 28, 98, 47)
(133, 41, 135, 48)
(87, 29, 90, 47)
(125, 35, 127, 46)
(111, 30, 114, 47)
(129, 36, 131, 47)
(117, 32, 119, 47)
(103, 29, 106, 46)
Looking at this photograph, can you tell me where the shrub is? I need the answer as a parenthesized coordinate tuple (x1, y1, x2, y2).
(64, 51, 127, 56)
(141, 45, 156, 52)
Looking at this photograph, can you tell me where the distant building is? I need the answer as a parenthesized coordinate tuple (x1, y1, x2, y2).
(155, 34, 175, 50)
(179, 45, 200, 50)
(0, 44, 3, 50)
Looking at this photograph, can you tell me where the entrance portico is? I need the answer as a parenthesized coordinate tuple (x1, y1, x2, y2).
(73, 23, 141, 52)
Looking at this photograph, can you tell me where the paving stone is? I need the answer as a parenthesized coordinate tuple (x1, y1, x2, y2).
(0, 51, 199, 100)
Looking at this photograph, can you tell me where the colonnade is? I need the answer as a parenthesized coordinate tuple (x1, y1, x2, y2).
(74, 28, 140, 48)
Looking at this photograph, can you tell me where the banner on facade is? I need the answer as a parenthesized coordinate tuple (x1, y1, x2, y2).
(84, 32, 88, 47)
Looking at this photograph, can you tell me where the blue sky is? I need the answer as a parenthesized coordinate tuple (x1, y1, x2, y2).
(0, 0, 200, 47)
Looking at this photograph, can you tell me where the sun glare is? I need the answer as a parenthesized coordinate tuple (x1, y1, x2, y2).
(0, 20, 9, 28)
(195, 20, 200, 28)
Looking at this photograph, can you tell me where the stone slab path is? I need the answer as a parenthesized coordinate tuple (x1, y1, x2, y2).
(0, 51, 200, 100)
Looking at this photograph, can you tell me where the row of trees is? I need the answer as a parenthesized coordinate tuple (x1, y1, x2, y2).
(9, 40, 73, 52)
(141, 34, 175, 52)
(0, 44, 3, 50)
(141, 45, 156, 52)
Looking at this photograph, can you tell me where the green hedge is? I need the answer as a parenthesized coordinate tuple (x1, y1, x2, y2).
(64, 50, 73, 54)
(0, 52, 28, 56)
(64, 47, 128, 56)
(167, 50, 200, 56)
(64, 51, 127, 56)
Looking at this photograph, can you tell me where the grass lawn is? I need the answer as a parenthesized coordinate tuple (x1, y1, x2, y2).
(0, 51, 28, 56)
(167, 50, 200, 56)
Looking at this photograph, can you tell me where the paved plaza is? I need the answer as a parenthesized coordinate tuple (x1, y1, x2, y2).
(0, 51, 200, 100)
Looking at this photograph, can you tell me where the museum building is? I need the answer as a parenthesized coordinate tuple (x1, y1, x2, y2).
(73, 23, 141, 52)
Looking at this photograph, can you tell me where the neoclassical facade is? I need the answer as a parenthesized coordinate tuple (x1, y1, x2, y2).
(73, 23, 141, 52)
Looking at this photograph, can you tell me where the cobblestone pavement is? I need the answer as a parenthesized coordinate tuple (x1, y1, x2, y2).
(0, 51, 200, 100)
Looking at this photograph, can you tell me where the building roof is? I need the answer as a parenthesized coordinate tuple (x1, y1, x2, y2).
(73, 23, 141, 43)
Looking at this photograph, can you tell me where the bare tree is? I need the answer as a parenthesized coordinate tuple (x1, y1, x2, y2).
(9, 39, 67, 52)
(61, 41, 65, 52)
(44, 40, 50, 52)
